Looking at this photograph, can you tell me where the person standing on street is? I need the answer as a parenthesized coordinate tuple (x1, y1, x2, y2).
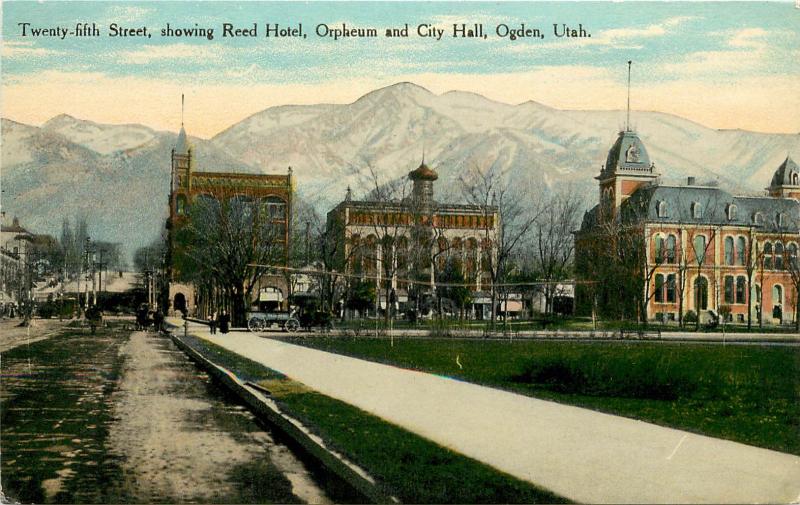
(209, 311, 218, 334)
(219, 310, 230, 334)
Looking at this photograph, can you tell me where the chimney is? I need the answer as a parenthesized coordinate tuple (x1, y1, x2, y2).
(687, 177, 696, 186)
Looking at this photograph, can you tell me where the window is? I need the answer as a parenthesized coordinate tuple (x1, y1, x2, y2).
(789, 243, 798, 270)
(727, 204, 737, 220)
(773, 285, 783, 306)
(691, 202, 703, 219)
(264, 196, 286, 221)
(776, 213, 784, 228)
(753, 212, 763, 225)
(764, 242, 773, 269)
(724, 237, 734, 265)
(693, 235, 707, 263)
(657, 201, 667, 218)
(666, 274, 677, 303)
(775, 242, 784, 270)
(176, 194, 187, 215)
(655, 274, 664, 303)
(666, 235, 677, 264)
(694, 276, 708, 311)
(792, 173, 799, 186)
(736, 236, 746, 266)
(654, 235, 664, 263)
(724, 276, 734, 304)
(736, 276, 746, 304)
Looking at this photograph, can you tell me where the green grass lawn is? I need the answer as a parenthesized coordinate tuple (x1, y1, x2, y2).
(284, 336, 800, 456)
(179, 334, 567, 504)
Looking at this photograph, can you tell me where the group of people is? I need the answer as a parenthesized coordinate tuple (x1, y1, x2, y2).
(136, 304, 164, 332)
(208, 310, 230, 334)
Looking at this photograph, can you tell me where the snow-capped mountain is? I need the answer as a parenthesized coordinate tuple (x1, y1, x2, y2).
(2, 82, 797, 258)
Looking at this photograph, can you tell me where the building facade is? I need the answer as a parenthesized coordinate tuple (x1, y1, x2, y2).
(326, 161, 500, 316)
(576, 129, 799, 326)
(166, 124, 293, 316)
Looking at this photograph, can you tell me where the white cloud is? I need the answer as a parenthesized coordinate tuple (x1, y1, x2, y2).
(2, 41, 64, 59)
(101, 6, 154, 24)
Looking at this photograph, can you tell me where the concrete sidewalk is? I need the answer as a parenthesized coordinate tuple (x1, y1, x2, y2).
(177, 321, 800, 504)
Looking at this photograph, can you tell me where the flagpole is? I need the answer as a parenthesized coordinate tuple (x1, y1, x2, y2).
(626, 60, 632, 131)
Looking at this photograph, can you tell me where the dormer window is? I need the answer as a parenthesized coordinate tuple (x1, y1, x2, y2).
(691, 202, 702, 219)
(792, 173, 799, 186)
(657, 201, 667, 218)
(727, 204, 737, 221)
(777, 213, 785, 227)
(753, 212, 764, 225)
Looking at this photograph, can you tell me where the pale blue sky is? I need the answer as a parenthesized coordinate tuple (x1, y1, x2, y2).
(3, 1, 798, 134)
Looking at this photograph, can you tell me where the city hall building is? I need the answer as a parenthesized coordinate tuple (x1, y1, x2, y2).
(326, 161, 501, 317)
(166, 123, 293, 317)
(576, 128, 799, 325)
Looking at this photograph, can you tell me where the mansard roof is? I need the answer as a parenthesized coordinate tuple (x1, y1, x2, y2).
(621, 184, 800, 232)
(599, 130, 655, 179)
(769, 156, 799, 189)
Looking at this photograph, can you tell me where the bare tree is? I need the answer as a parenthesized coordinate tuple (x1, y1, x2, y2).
(776, 218, 800, 331)
(460, 164, 539, 330)
(176, 189, 284, 326)
(529, 188, 583, 316)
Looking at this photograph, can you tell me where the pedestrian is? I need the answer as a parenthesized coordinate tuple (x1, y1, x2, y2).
(219, 310, 230, 334)
(209, 311, 218, 334)
(154, 310, 164, 333)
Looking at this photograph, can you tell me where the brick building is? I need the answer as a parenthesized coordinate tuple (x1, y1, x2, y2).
(326, 160, 500, 317)
(576, 129, 799, 326)
(166, 123, 293, 317)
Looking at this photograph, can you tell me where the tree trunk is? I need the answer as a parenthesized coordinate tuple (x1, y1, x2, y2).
(232, 283, 247, 328)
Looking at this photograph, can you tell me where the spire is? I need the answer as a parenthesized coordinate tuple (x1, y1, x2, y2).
(345, 186, 352, 202)
(181, 93, 185, 127)
(626, 60, 632, 132)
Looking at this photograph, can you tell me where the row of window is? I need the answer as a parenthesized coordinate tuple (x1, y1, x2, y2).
(656, 201, 789, 226)
(654, 273, 786, 307)
(655, 234, 798, 269)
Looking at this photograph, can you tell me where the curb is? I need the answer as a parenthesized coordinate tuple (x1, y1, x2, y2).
(168, 332, 397, 504)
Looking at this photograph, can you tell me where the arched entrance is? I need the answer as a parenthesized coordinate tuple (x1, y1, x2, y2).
(174, 292, 187, 315)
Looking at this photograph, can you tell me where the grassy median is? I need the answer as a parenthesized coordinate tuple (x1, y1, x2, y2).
(179, 334, 568, 504)
(284, 336, 800, 456)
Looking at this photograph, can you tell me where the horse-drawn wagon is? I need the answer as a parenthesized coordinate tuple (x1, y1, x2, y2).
(246, 310, 300, 332)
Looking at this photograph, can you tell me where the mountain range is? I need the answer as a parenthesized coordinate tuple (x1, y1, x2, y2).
(2, 82, 797, 258)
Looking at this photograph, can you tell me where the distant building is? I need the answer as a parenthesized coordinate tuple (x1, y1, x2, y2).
(0, 214, 34, 305)
(166, 123, 293, 317)
(326, 160, 500, 317)
(576, 128, 799, 325)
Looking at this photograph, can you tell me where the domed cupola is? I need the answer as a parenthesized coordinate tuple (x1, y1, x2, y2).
(409, 160, 438, 207)
(768, 156, 800, 199)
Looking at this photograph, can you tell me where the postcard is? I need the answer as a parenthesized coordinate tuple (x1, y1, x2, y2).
(2, 1, 798, 504)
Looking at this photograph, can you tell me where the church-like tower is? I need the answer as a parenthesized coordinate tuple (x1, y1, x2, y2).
(595, 130, 658, 219)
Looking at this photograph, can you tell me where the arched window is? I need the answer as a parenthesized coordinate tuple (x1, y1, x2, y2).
(657, 201, 667, 218)
(776, 213, 785, 228)
(693, 235, 707, 264)
(666, 274, 677, 303)
(736, 236, 746, 266)
(736, 276, 746, 304)
(753, 212, 763, 225)
(788, 243, 798, 270)
(694, 276, 708, 311)
(727, 204, 737, 221)
(176, 194, 187, 215)
(724, 276, 734, 304)
(764, 242, 773, 269)
(773, 284, 783, 306)
(691, 202, 703, 219)
(724, 237, 734, 265)
(654, 235, 664, 263)
(792, 173, 799, 185)
(666, 235, 677, 264)
(655, 274, 665, 302)
(775, 242, 784, 270)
